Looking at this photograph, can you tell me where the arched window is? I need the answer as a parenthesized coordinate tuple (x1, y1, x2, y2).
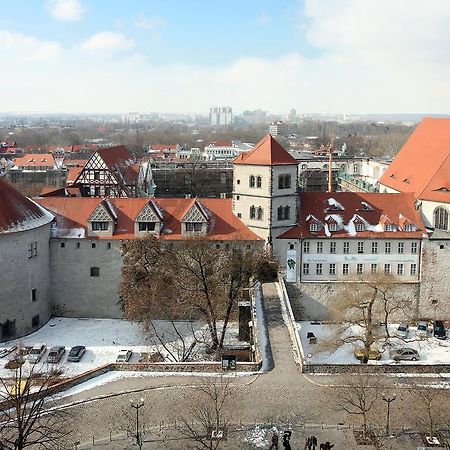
(257, 207, 263, 220)
(249, 175, 255, 187)
(250, 206, 256, 219)
(434, 207, 449, 231)
(90, 267, 100, 277)
(284, 205, 290, 220)
(277, 206, 283, 221)
(256, 176, 262, 188)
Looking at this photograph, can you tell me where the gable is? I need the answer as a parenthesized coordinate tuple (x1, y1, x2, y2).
(182, 202, 208, 223)
(74, 152, 114, 184)
(88, 202, 115, 222)
(136, 201, 163, 222)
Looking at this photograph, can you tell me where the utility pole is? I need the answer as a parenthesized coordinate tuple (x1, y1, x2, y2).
(130, 398, 145, 448)
(382, 394, 396, 436)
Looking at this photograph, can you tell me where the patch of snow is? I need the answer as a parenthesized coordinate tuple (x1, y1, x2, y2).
(254, 283, 271, 373)
(61, 227, 85, 238)
(323, 223, 331, 237)
(344, 220, 356, 236)
(360, 201, 373, 211)
(326, 198, 344, 210)
(242, 425, 280, 448)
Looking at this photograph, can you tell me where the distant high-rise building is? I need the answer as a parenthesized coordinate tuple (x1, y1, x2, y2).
(242, 109, 268, 124)
(210, 106, 233, 126)
(269, 121, 288, 136)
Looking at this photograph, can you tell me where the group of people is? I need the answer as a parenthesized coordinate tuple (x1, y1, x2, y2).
(268, 431, 334, 450)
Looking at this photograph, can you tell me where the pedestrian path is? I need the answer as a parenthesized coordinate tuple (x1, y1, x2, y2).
(258, 282, 301, 385)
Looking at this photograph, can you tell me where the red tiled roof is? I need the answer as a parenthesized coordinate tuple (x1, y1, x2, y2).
(67, 166, 84, 184)
(63, 159, 87, 167)
(13, 153, 56, 168)
(96, 145, 138, 184)
(35, 197, 261, 241)
(379, 117, 450, 202)
(279, 192, 425, 239)
(0, 179, 49, 232)
(233, 134, 297, 165)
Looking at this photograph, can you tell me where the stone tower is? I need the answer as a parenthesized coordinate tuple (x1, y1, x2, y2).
(232, 135, 298, 248)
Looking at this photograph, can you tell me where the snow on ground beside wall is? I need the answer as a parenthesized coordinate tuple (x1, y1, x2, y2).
(0, 317, 241, 378)
(297, 321, 450, 365)
(242, 425, 280, 448)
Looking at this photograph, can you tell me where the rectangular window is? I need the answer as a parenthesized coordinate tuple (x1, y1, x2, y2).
(343, 242, 349, 254)
(278, 174, 291, 189)
(371, 242, 378, 254)
(138, 222, 156, 232)
(185, 222, 202, 232)
(330, 242, 336, 253)
(371, 263, 377, 274)
(411, 242, 418, 254)
(410, 263, 417, 275)
(357, 263, 363, 275)
(94, 170, 100, 180)
(316, 242, 323, 253)
(384, 263, 391, 274)
(329, 263, 336, 275)
(28, 242, 38, 258)
(316, 263, 322, 275)
(342, 263, 349, 275)
(92, 222, 109, 231)
(310, 223, 318, 232)
(356, 223, 365, 232)
(385, 242, 391, 254)
(397, 264, 404, 275)
(303, 241, 310, 253)
(32, 315, 40, 328)
(398, 242, 404, 254)
(31, 288, 37, 302)
(94, 186, 100, 197)
(303, 263, 309, 275)
(357, 242, 364, 254)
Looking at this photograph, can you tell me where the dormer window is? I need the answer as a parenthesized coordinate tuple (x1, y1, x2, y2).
(329, 223, 337, 232)
(185, 223, 202, 232)
(138, 222, 156, 232)
(310, 223, 318, 232)
(385, 224, 394, 231)
(355, 223, 365, 232)
(92, 221, 109, 231)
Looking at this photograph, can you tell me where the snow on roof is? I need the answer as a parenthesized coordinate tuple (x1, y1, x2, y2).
(326, 198, 344, 210)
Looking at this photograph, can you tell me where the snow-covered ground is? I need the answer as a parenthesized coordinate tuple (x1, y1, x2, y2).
(297, 321, 450, 365)
(0, 317, 241, 378)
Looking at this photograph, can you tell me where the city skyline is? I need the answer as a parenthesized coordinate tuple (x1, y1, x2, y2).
(1, 0, 450, 114)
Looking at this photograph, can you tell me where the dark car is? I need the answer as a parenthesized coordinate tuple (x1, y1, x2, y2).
(433, 321, 447, 340)
(68, 346, 86, 362)
(47, 346, 66, 363)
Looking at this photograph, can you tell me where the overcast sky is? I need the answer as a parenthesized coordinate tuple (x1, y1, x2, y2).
(1, 0, 450, 115)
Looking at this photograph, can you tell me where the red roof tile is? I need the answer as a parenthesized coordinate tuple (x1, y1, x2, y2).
(379, 117, 450, 202)
(13, 153, 56, 168)
(233, 134, 297, 165)
(279, 192, 425, 239)
(35, 197, 261, 241)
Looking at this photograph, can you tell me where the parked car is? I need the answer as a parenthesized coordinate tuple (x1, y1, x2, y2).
(353, 347, 381, 361)
(390, 347, 419, 361)
(417, 321, 430, 337)
(68, 345, 86, 362)
(433, 321, 447, 340)
(396, 323, 409, 338)
(47, 346, 65, 363)
(27, 344, 47, 363)
(116, 349, 132, 363)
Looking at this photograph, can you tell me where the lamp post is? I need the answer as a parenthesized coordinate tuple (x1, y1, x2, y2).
(130, 398, 145, 448)
(382, 394, 396, 436)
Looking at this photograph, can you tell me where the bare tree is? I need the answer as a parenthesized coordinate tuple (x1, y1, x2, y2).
(0, 357, 73, 449)
(413, 389, 448, 437)
(120, 235, 275, 353)
(179, 377, 233, 450)
(336, 372, 382, 437)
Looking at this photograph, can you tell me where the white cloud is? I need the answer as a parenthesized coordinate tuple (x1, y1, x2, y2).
(135, 14, 165, 32)
(0, 30, 61, 61)
(80, 32, 135, 52)
(47, 0, 85, 21)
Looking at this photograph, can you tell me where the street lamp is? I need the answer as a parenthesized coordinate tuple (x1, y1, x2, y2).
(130, 398, 145, 448)
(382, 394, 396, 436)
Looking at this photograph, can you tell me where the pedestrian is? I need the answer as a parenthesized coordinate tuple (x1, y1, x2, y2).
(282, 430, 292, 450)
(319, 444, 325, 450)
(311, 435, 317, 449)
(269, 432, 279, 450)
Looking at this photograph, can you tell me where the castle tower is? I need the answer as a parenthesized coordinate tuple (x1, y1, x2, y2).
(232, 135, 298, 248)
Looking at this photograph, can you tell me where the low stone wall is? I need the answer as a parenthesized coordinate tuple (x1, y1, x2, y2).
(305, 363, 450, 374)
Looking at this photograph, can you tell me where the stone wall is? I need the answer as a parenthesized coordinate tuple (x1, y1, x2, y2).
(49, 239, 124, 318)
(0, 223, 52, 341)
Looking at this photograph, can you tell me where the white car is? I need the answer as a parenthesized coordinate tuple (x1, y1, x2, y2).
(396, 323, 409, 339)
(417, 321, 430, 337)
(27, 344, 47, 364)
(116, 349, 132, 363)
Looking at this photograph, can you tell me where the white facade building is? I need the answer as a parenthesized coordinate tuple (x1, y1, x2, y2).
(210, 106, 233, 126)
